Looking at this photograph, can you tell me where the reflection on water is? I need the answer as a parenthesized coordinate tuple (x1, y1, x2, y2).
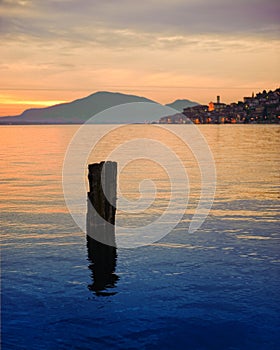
(1, 125, 279, 349)
(87, 235, 119, 296)
(0, 125, 279, 222)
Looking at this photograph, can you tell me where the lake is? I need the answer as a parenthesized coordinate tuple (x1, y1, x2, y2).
(1, 125, 279, 349)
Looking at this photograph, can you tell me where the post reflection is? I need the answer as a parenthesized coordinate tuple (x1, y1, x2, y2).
(87, 235, 119, 296)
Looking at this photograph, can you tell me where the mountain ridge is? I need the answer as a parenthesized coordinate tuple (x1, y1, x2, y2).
(165, 99, 199, 111)
(0, 91, 199, 124)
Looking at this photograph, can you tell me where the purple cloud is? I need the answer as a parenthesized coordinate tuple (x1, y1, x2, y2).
(1, 0, 279, 41)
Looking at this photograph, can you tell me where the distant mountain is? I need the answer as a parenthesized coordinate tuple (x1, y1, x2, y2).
(165, 99, 199, 111)
(0, 92, 200, 124)
(0, 91, 158, 124)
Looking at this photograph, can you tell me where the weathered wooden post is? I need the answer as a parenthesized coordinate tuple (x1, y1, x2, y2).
(87, 161, 117, 244)
(86, 161, 118, 294)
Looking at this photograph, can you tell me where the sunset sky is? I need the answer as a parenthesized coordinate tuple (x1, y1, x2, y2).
(1, 0, 280, 116)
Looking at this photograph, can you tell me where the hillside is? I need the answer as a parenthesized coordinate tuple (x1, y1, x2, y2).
(0, 92, 157, 124)
(0, 92, 201, 124)
(165, 99, 199, 111)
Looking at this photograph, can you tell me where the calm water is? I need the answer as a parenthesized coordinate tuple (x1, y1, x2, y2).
(1, 125, 280, 349)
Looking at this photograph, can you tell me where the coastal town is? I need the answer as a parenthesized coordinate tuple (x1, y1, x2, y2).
(159, 88, 280, 124)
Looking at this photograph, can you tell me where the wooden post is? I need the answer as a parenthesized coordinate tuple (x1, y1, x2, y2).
(86, 161, 118, 294)
(87, 161, 117, 246)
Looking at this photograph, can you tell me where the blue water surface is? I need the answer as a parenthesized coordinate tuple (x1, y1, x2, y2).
(1, 125, 280, 349)
(2, 207, 280, 350)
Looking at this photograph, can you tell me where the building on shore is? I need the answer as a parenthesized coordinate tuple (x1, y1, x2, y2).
(159, 88, 280, 124)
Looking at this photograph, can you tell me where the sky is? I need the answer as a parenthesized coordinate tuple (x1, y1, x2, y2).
(0, 0, 280, 116)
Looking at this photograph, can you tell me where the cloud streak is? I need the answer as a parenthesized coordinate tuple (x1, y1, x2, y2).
(1, 0, 280, 42)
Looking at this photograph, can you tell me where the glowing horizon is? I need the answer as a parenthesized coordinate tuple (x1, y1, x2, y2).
(2, 85, 279, 117)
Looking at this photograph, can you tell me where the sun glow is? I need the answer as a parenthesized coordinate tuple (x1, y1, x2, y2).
(0, 97, 66, 106)
(0, 95, 67, 115)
